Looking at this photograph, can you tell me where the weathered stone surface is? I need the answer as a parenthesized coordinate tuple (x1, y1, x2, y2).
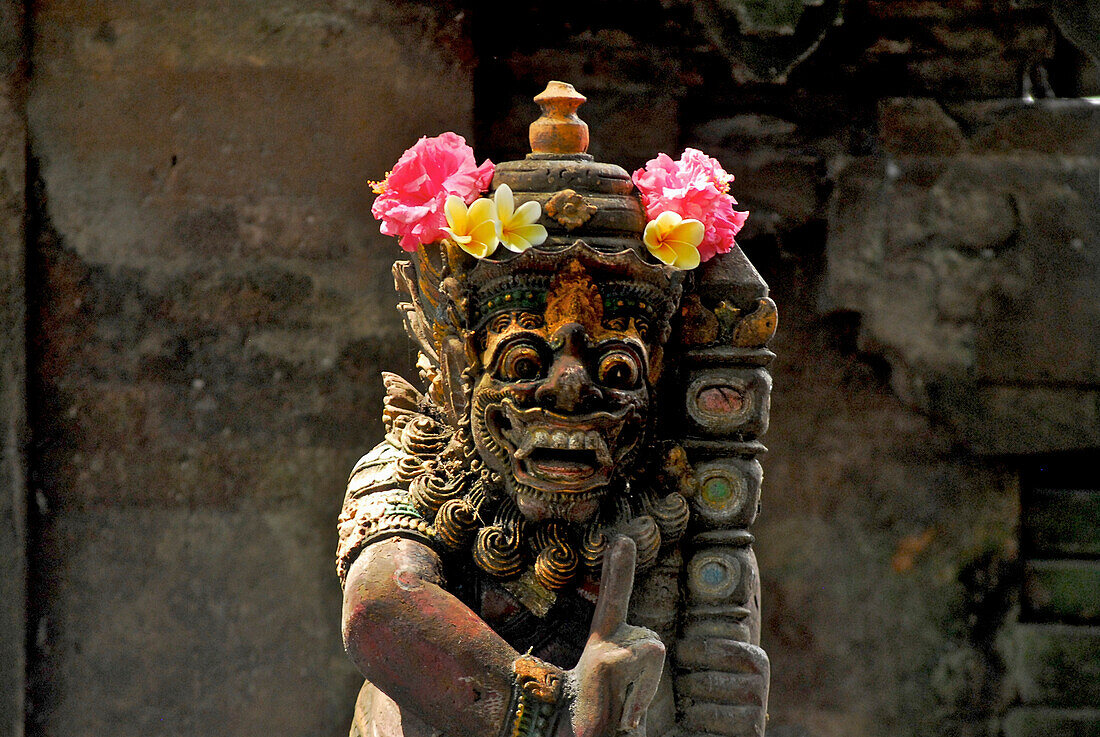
(931, 384, 1100, 456)
(27, 0, 474, 510)
(25, 2, 474, 735)
(0, 2, 25, 735)
(855, 8, 1057, 98)
(946, 100, 1100, 156)
(824, 132, 1100, 454)
(878, 98, 964, 156)
(29, 508, 361, 736)
(1023, 560, 1100, 622)
(1002, 624, 1100, 707)
(1003, 707, 1100, 737)
(757, 309, 1019, 737)
(1024, 489, 1100, 558)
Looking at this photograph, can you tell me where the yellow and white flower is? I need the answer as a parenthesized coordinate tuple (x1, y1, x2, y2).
(494, 184, 547, 253)
(443, 195, 500, 258)
(643, 210, 704, 270)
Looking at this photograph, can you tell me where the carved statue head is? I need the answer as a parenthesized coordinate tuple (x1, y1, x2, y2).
(371, 82, 756, 596)
(469, 255, 671, 525)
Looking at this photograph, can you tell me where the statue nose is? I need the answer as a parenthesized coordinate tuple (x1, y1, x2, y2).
(536, 356, 602, 412)
(535, 326, 603, 412)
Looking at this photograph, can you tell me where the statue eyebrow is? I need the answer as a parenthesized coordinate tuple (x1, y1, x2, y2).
(484, 329, 552, 365)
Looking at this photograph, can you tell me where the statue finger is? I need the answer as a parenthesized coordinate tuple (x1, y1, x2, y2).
(590, 535, 637, 638)
(617, 639, 665, 732)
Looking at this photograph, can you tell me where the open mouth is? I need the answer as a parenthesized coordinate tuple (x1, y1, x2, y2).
(487, 401, 628, 492)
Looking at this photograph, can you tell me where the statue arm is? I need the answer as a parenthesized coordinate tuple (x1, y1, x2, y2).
(342, 536, 517, 736)
(343, 535, 666, 737)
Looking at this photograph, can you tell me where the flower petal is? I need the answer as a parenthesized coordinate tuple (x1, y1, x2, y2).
(468, 196, 497, 224)
(469, 219, 500, 248)
(494, 183, 515, 221)
(444, 195, 468, 233)
(512, 200, 542, 226)
(459, 239, 491, 258)
(500, 234, 531, 253)
(509, 223, 547, 246)
(668, 218, 705, 248)
(442, 228, 473, 245)
(670, 242, 701, 270)
(648, 243, 677, 266)
(653, 210, 683, 234)
(643, 220, 664, 250)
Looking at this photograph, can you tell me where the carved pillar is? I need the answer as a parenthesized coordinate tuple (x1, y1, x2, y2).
(671, 250, 776, 736)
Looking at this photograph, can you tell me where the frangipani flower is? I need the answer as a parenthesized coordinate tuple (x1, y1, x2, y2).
(494, 184, 547, 252)
(443, 195, 499, 258)
(370, 132, 494, 252)
(633, 148, 748, 263)
(643, 211, 704, 270)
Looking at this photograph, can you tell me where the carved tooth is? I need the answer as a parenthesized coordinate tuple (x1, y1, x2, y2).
(592, 433, 613, 466)
(514, 431, 536, 460)
(569, 431, 585, 450)
(551, 431, 569, 449)
(532, 429, 551, 448)
(585, 431, 600, 450)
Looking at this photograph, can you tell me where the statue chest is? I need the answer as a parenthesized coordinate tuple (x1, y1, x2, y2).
(449, 564, 600, 669)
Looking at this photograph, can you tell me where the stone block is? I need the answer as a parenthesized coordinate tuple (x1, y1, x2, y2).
(722, 154, 822, 235)
(825, 154, 1100, 454)
(27, 0, 468, 511)
(30, 507, 361, 737)
(932, 384, 1100, 457)
(878, 98, 964, 156)
(864, 1, 988, 20)
(1024, 489, 1100, 558)
(1003, 623, 1100, 707)
(956, 100, 1100, 156)
(1023, 560, 1100, 623)
(1003, 708, 1100, 737)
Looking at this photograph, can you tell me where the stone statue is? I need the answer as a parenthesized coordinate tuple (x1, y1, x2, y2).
(338, 82, 776, 737)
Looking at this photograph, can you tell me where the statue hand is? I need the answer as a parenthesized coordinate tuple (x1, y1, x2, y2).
(562, 536, 666, 737)
(673, 637, 770, 737)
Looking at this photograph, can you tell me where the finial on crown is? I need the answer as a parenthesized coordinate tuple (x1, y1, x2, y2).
(530, 81, 589, 155)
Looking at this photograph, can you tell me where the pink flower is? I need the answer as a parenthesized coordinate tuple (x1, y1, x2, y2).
(371, 132, 494, 252)
(632, 149, 749, 263)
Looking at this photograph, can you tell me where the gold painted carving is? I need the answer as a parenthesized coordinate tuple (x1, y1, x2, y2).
(545, 189, 597, 230)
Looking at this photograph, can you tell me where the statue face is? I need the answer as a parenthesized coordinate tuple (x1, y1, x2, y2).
(471, 310, 653, 524)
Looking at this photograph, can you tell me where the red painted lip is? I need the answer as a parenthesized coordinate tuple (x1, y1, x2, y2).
(522, 447, 602, 486)
(486, 400, 628, 493)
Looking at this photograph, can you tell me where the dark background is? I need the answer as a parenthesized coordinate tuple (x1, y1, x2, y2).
(1, 1, 1098, 736)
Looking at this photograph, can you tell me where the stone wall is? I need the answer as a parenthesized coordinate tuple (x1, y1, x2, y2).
(23, 2, 472, 735)
(0, 0, 26, 734)
(6, 1, 1099, 736)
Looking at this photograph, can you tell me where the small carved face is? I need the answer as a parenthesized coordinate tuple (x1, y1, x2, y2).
(471, 307, 653, 524)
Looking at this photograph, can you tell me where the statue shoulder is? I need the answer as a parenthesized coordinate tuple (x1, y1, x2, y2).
(345, 440, 405, 501)
(336, 439, 435, 586)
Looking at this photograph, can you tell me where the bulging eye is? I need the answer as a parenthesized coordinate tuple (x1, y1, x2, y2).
(597, 350, 641, 389)
(498, 342, 545, 382)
